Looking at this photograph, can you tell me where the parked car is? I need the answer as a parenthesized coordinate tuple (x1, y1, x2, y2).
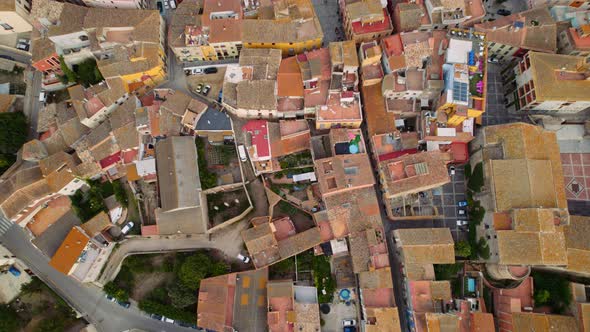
(343, 319, 357, 327)
(16, 39, 30, 51)
(163, 0, 169, 9)
(343, 327, 357, 332)
(121, 221, 134, 235)
(458, 209, 467, 216)
(117, 300, 131, 308)
(39, 92, 46, 103)
(237, 253, 251, 264)
(457, 200, 468, 207)
(156, 1, 163, 12)
(105, 295, 117, 303)
(195, 83, 204, 94)
(175, 321, 192, 327)
(8, 266, 20, 276)
(150, 313, 163, 320)
(161, 316, 174, 324)
(185, 68, 203, 75)
(204, 67, 218, 74)
(456, 220, 469, 226)
(202, 84, 211, 96)
(449, 165, 456, 176)
(497, 9, 511, 16)
(169, 0, 176, 8)
(237, 144, 247, 162)
(0, 55, 15, 61)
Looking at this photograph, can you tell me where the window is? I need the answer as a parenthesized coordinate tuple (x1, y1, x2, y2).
(79, 35, 89, 41)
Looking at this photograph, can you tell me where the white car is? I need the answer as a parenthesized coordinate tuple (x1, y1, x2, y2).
(121, 221, 134, 235)
(237, 145, 247, 162)
(237, 253, 250, 264)
(39, 92, 46, 103)
(456, 220, 468, 226)
(161, 316, 174, 324)
(343, 319, 357, 327)
(449, 165, 456, 176)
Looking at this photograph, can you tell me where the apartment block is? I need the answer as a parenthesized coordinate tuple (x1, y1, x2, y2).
(242, 0, 323, 56)
(30, 0, 167, 93)
(552, 6, 590, 60)
(168, 0, 243, 62)
(436, 29, 487, 127)
(339, 0, 393, 44)
(377, 151, 450, 219)
(0, 0, 32, 50)
(475, 7, 556, 63)
(390, 0, 485, 32)
(506, 52, 590, 113)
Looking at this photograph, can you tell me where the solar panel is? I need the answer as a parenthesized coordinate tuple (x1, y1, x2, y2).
(453, 81, 469, 103)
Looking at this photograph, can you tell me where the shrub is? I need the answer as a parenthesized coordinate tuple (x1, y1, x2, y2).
(0, 306, 20, 332)
(178, 253, 211, 290)
(0, 111, 27, 155)
(455, 241, 472, 258)
(467, 162, 484, 192)
(113, 181, 129, 207)
(532, 271, 572, 313)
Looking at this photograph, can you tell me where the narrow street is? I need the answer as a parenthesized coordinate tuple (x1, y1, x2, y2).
(0, 222, 195, 332)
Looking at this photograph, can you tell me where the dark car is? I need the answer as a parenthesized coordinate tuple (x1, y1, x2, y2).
(175, 321, 192, 327)
(202, 84, 211, 96)
(0, 55, 15, 61)
(150, 313, 163, 320)
(344, 327, 357, 332)
(204, 67, 218, 74)
(156, 1, 163, 12)
(117, 301, 131, 308)
(496, 9, 511, 16)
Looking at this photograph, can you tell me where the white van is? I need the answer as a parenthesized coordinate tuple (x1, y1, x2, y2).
(238, 145, 247, 162)
(169, 0, 176, 8)
(39, 92, 46, 103)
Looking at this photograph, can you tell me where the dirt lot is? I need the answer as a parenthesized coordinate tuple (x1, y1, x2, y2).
(207, 188, 250, 227)
(132, 272, 173, 301)
(186, 67, 226, 100)
(10, 277, 82, 332)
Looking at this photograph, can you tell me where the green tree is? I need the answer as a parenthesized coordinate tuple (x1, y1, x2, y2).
(75, 59, 103, 86)
(534, 289, 551, 305)
(455, 241, 472, 257)
(34, 317, 66, 332)
(59, 56, 76, 82)
(477, 238, 491, 259)
(103, 281, 129, 302)
(167, 283, 197, 308)
(0, 112, 28, 155)
(178, 253, 211, 290)
(0, 153, 15, 175)
(0, 306, 20, 332)
(113, 181, 128, 207)
(210, 261, 229, 277)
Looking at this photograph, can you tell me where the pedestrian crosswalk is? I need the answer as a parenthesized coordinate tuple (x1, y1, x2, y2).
(0, 217, 14, 237)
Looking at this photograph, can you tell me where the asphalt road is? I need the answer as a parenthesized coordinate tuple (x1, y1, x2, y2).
(0, 46, 31, 64)
(0, 222, 196, 332)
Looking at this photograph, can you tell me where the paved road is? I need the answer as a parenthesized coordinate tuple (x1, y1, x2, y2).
(0, 222, 196, 332)
(24, 70, 42, 139)
(0, 46, 31, 64)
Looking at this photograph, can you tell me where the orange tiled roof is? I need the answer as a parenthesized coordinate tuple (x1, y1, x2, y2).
(49, 227, 90, 275)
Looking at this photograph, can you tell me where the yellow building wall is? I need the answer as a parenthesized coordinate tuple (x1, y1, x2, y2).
(244, 37, 323, 56)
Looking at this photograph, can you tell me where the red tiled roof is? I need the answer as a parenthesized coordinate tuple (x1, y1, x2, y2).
(99, 151, 122, 169)
(243, 120, 271, 158)
(352, 9, 392, 35)
(141, 224, 159, 236)
(378, 148, 418, 162)
(450, 142, 468, 164)
(122, 149, 139, 164)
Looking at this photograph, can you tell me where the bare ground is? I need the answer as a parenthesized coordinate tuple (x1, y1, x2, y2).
(131, 272, 173, 301)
